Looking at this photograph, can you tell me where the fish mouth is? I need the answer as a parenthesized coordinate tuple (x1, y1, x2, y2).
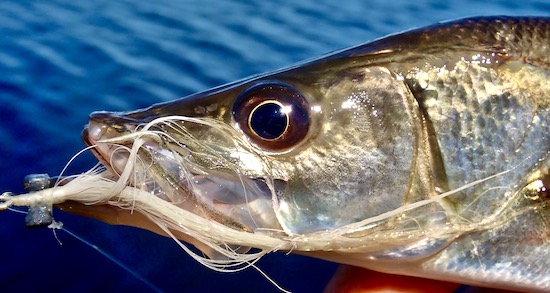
(80, 111, 283, 242)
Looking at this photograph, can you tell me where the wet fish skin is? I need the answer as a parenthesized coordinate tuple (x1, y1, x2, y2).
(78, 17, 549, 291)
(321, 17, 550, 291)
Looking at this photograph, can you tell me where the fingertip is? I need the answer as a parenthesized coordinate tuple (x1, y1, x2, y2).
(324, 266, 461, 293)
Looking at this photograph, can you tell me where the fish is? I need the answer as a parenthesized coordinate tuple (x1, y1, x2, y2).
(1, 16, 549, 292)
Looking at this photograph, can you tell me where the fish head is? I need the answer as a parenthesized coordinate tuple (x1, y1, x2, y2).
(78, 54, 434, 243)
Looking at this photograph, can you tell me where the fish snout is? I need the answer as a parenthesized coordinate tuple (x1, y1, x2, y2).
(82, 111, 142, 173)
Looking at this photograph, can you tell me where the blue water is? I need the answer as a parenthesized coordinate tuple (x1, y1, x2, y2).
(0, 1, 548, 292)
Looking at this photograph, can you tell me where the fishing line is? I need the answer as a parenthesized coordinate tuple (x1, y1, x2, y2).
(7, 207, 27, 214)
(50, 221, 164, 293)
(3, 205, 164, 292)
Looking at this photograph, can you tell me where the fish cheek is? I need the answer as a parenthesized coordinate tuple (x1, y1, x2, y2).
(274, 67, 425, 234)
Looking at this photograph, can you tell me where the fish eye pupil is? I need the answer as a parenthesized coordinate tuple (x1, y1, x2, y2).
(233, 82, 310, 151)
(249, 102, 288, 140)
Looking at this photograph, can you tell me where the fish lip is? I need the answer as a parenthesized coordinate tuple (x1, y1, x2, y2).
(81, 127, 112, 170)
(82, 111, 141, 175)
(81, 122, 119, 174)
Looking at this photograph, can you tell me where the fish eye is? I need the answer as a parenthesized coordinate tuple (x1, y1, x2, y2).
(232, 82, 310, 152)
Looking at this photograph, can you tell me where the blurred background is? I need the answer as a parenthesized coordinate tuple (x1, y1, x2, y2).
(0, 1, 548, 292)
